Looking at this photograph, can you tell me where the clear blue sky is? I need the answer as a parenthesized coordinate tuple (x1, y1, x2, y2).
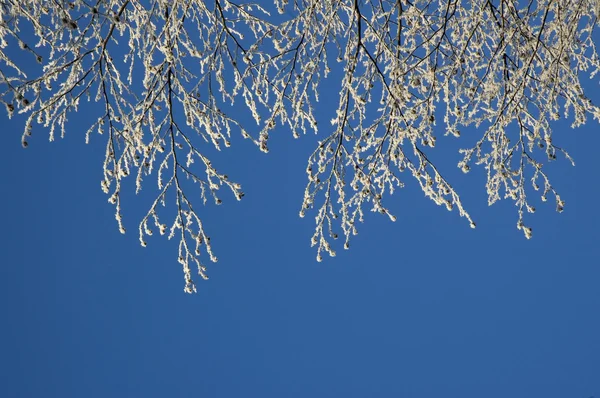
(1, 16, 600, 398)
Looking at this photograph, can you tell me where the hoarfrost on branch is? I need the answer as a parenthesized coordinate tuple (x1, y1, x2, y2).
(2, 0, 599, 292)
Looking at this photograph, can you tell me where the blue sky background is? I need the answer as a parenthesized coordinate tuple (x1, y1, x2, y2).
(2, 14, 600, 398)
